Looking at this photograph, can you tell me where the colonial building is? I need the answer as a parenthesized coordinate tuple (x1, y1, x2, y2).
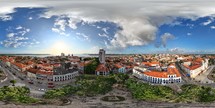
(114, 64, 126, 73)
(133, 65, 181, 84)
(142, 61, 160, 70)
(180, 58, 208, 78)
(95, 64, 109, 76)
(53, 62, 79, 82)
(26, 68, 53, 80)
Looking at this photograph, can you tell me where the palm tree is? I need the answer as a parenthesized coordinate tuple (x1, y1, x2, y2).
(10, 80, 16, 86)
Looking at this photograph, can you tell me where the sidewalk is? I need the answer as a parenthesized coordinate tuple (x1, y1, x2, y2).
(194, 66, 214, 84)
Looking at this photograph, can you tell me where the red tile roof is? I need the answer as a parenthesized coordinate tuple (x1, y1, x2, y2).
(96, 64, 109, 72)
(183, 58, 203, 70)
(167, 67, 181, 77)
(13, 63, 26, 68)
(183, 64, 201, 70)
(37, 70, 53, 75)
(195, 58, 203, 62)
(9, 58, 14, 63)
(27, 68, 53, 75)
(27, 68, 39, 74)
(79, 61, 91, 67)
(79, 62, 85, 67)
(53, 63, 61, 67)
(115, 64, 123, 69)
(142, 65, 181, 78)
(144, 71, 168, 78)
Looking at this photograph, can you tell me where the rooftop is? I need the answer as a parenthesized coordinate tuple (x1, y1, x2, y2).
(135, 65, 181, 78)
(96, 64, 109, 72)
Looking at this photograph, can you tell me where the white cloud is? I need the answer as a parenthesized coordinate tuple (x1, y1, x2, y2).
(1, 0, 215, 49)
(0, 26, 35, 48)
(161, 33, 175, 47)
(7, 33, 15, 38)
(154, 33, 175, 48)
(26, 28, 30, 32)
(68, 17, 80, 29)
(28, 17, 33, 20)
(1, 37, 29, 48)
(16, 26, 23, 30)
(18, 28, 30, 36)
(110, 19, 157, 49)
(97, 26, 101, 29)
(51, 16, 75, 36)
(32, 39, 40, 44)
(40, 0, 215, 49)
(54, 18, 67, 32)
(36, 41, 40, 44)
(168, 48, 185, 54)
(202, 20, 212, 26)
(169, 21, 182, 26)
(187, 33, 192, 36)
(52, 28, 60, 33)
(52, 28, 69, 36)
(76, 33, 89, 41)
(211, 26, 215, 29)
(54, 18, 67, 31)
(102, 27, 109, 34)
(98, 33, 109, 38)
(186, 24, 194, 28)
(52, 27, 70, 36)
(0, 15, 12, 21)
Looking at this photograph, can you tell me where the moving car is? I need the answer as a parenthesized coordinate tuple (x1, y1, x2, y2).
(38, 88, 46, 91)
(18, 76, 24, 80)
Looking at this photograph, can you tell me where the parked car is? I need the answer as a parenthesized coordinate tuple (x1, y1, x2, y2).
(48, 82, 53, 85)
(38, 88, 46, 91)
(28, 81, 34, 84)
(48, 85, 54, 88)
(38, 82, 42, 84)
(18, 76, 24, 80)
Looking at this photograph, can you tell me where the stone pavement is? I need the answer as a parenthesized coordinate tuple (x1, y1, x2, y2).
(195, 65, 215, 83)
(1, 89, 215, 108)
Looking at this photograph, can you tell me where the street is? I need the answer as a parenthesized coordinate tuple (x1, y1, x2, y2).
(175, 62, 195, 84)
(0, 60, 77, 98)
(176, 62, 215, 87)
(195, 65, 215, 83)
(0, 61, 45, 97)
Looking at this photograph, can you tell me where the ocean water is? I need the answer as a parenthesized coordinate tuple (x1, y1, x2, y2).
(0, 54, 124, 58)
(4, 54, 93, 58)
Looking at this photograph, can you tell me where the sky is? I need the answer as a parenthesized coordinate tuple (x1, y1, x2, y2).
(1, 0, 215, 54)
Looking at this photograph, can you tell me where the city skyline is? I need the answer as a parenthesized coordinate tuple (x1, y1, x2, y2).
(1, 0, 215, 54)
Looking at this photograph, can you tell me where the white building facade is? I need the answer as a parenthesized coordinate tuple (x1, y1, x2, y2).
(180, 59, 208, 78)
(53, 71, 79, 82)
(133, 66, 181, 84)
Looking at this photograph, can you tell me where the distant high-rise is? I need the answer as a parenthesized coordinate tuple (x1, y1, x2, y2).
(61, 53, 65, 57)
(99, 49, 105, 64)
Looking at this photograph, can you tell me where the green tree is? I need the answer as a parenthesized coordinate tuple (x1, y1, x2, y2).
(10, 80, 16, 86)
(84, 58, 99, 74)
(112, 73, 129, 84)
(0, 86, 38, 103)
